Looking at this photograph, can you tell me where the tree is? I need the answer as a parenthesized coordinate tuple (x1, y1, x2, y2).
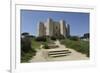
(50, 36, 56, 40)
(21, 37, 32, 53)
(21, 32, 36, 62)
(83, 33, 89, 38)
(80, 33, 89, 39)
(21, 32, 29, 37)
(35, 36, 47, 42)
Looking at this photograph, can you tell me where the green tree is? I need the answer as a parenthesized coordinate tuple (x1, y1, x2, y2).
(21, 32, 36, 62)
(84, 33, 89, 38)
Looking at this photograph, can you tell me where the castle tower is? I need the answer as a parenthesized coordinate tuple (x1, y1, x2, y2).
(66, 24, 70, 37)
(46, 18, 54, 36)
(53, 21, 60, 37)
(60, 20, 67, 37)
(38, 22, 46, 37)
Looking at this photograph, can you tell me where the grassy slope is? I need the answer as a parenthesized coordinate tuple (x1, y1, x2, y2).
(21, 50, 35, 63)
(31, 39, 41, 50)
(60, 39, 89, 57)
(21, 39, 41, 63)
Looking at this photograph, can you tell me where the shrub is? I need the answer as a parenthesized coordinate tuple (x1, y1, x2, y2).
(43, 43, 50, 49)
(35, 36, 47, 42)
(21, 37, 36, 62)
(58, 35, 65, 40)
(21, 50, 36, 62)
(50, 35, 65, 40)
(50, 36, 56, 41)
(69, 36, 79, 41)
(21, 33, 37, 62)
(21, 37, 32, 53)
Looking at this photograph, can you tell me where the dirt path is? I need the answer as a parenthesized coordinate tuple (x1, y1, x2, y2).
(29, 40, 88, 62)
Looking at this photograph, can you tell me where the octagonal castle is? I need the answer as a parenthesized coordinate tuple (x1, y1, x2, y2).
(38, 18, 70, 37)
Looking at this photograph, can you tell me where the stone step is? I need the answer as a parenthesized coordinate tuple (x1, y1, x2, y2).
(48, 53, 69, 57)
(48, 52, 70, 55)
(42, 45, 71, 58)
(48, 50, 69, 53)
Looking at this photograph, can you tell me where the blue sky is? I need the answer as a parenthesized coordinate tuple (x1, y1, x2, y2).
(21, 10, 89, 37)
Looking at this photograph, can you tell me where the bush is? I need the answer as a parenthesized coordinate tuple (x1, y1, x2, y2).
(35, 36, 47, 42)
(69, 36, 79, 41)
(50, 36, 56, 41)
(21, 50, 36, 62)
(21, 37, 32, 53)
(21, 33, 37, 63)
(50, 35, 65, 40)
(21, 38, 36, 62)
(43, 43, 50, 49)
(57, 35, 65, 40)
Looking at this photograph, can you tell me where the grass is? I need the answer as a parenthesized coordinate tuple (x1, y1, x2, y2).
(60, 39, 89, 57)
(31, 38, 41, 50)
(21, 50, 36, 63)
(31, 38, 55, 49)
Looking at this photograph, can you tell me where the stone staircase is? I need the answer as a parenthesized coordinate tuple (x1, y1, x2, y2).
(48, 49, 71, 57)
(42, 40, 71, 58)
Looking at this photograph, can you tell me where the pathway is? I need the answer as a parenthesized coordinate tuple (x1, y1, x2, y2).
(29, 40, 88, 62)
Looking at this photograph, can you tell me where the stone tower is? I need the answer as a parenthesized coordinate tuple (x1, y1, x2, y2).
(60, 20, 67, 37)
(38, 18, 70, 38)
(38, 22, 46, 37)
(46, 18, 54, 36)
(66, 24, 70, 37)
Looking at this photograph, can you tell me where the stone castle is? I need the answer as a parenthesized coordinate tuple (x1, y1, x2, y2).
(38, 18, 70, 37)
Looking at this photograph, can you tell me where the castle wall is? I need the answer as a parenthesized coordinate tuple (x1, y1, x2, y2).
(46, 18, 54, 36)
(53, 21, 60, 36)
(60, 20, 67, 37)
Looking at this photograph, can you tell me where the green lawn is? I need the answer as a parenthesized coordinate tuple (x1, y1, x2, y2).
(31, 39, 41, 50)
(60, 39, 89, 57)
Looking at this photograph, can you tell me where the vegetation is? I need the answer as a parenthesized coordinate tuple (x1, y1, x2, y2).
(21, 33, 36, 63)
(60, 39, 89, 57)
(21, 34, 55, 62)
(50, 36, 57, 41)
(31, 38, 41, 50)
(50, 35, 65, 40)
(42, 43, 50, 49)
(57, 35, 65, 40)
(21, 32, 29, 36)
(83, 33, 89, 38)
(35, 36, 47, 42)
(21, 50, 36, 63)
(68, 36, 79, 41)
(80, 33, 89, 39)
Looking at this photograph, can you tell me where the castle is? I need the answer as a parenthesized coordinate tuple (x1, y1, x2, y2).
(38, 18, 70, 37)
